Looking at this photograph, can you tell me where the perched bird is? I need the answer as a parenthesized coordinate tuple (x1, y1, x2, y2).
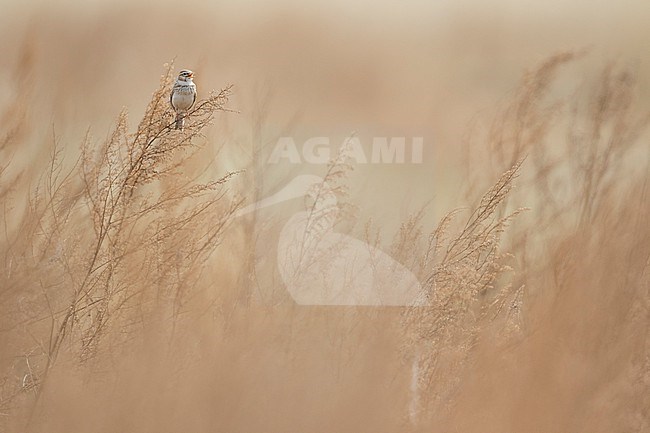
(170, 69, 197, 130)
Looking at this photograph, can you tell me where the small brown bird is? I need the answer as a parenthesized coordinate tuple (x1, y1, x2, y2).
(170, 69, 197, 130)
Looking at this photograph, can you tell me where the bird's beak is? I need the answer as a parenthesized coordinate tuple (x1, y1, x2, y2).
(234, 191, 286, 218)
(233, 175, 326, 219)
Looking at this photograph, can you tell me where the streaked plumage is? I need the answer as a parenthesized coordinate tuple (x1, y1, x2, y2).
(170, 69, 197, 130)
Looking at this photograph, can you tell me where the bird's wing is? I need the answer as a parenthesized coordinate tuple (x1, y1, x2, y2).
(169, 85, 175, 110)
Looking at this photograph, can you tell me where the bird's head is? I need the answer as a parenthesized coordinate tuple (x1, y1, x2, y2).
(177, 69, 194, 82)
(233, 175, 338, 219)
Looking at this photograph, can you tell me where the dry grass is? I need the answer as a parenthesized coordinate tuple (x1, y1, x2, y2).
(0, 61, 242, 427)
(397, 53, 650, 432)
(0, 24, 649, 433)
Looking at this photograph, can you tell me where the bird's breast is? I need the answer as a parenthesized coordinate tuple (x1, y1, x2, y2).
(171, 91, 194, 111)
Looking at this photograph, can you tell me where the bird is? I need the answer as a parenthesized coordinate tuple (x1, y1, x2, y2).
(235, 175, 429, 306)
(169, 69, 197, 130)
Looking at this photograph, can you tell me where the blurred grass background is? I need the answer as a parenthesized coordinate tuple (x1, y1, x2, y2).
(1, 1, 649, 432)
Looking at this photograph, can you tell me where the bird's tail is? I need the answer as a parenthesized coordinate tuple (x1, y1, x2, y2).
(175, 112, 184, 130)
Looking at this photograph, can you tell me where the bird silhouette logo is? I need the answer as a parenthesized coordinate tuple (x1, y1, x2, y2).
(236, 175, 430, 306)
